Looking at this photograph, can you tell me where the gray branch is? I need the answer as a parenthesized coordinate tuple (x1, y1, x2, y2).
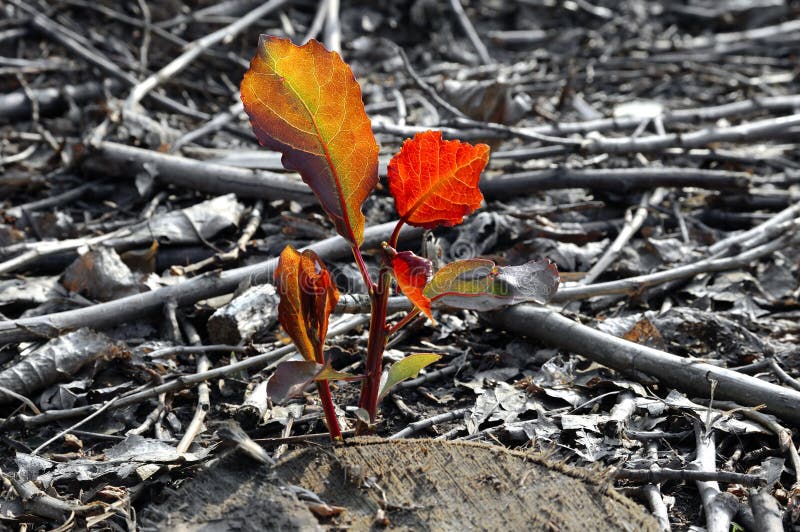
(488, 305, 800, 426)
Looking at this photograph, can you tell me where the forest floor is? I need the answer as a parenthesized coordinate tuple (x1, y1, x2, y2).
(1, 0, 800, 530)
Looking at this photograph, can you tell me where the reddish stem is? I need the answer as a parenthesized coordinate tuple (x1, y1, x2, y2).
(387, 308, 421, 337)
(388, 220, 404, 250)
(355, 220, 408, 427)
(317, 380, 342, 441)
(352, 245, 376, 293)
(315, 323, 342, 440)
(358, 267, 391, 424)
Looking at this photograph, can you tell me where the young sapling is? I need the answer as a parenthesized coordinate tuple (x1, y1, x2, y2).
(241, 36, 560, 439)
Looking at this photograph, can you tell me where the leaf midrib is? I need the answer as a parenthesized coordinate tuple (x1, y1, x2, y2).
(269, 48, 359, 245)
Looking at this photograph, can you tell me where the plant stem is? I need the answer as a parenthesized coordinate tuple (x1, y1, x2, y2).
(356, 221, 406, 427)
(387, 308, 421, 336)
(315, 323, 342, 440)
(388, 220, 404, 250)
(351, 245, 376, 292)
(316, 380, 342, 441)
(358, 266, 391, 424)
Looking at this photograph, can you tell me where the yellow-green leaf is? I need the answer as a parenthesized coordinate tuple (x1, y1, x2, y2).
(423, 258, 560, 311)
(378, 353, 442, 402)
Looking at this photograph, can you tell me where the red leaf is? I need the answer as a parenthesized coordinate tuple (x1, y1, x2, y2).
(274, 245, 339, 363)
(388, 130, 490, 229)
(389, 249, 433, 319)
(241, 36, 379, 245)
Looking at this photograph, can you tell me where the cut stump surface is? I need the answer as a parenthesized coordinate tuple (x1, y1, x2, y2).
(275, 437, 658, 531)
(141, 437, 659, 531)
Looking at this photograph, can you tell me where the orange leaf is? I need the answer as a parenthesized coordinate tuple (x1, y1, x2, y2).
(389, 249, 433, 319)
(241, 36, 379, 245)
(388, 130, 490, 229)
(274, 245, 339, 363)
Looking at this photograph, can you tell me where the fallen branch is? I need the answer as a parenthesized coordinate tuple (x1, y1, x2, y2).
(9, 0, 210, 120)
(389, 41, 467, 119)
(176, 319, 211, 453)
(667, 18, 800, 50)
(373, 121, 504, 141)
(171, 101, 244, 153)
(174, 199, 264, 275)
(83, 141, 311, 203)
(750, 488, 785, 532)
(769, 359, 800, 393)
(447, 0, 492, 64)
(0, 230, 123, 275)
(255, 430, 357, 446)
(586, 113, 800, 154)
(0, 221, 422, 345)
(487, 305, 800, 426)
(614, 468, 764, 487)
(378, 111, 800, 156)
(377, 94, 800, 149)
(480, 167, 748, 197)
(640, 441, 671, 532)
(388, 408, 469, 439)
(123, 0, 287, 115)
(3, 181, 106, 220)
(709, 201, 800, 255)
(4, 474, 101, 520)
(0, 80, 121, 122)
(641, 484, 671, 532)
(322, 0, 341, 53)
(552, 231, 796, 303)
(700, 399, 800, 490)
(31, 397, 119, 455)
(302, 0, 328, 44)
(692, 425, 739, 532)
(141, 344, 248, 360)
(511, 94, 800, 140)
(628, 205, 800, 306)
(580, 188, 667, 286)
(1, 314, 366, 429)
